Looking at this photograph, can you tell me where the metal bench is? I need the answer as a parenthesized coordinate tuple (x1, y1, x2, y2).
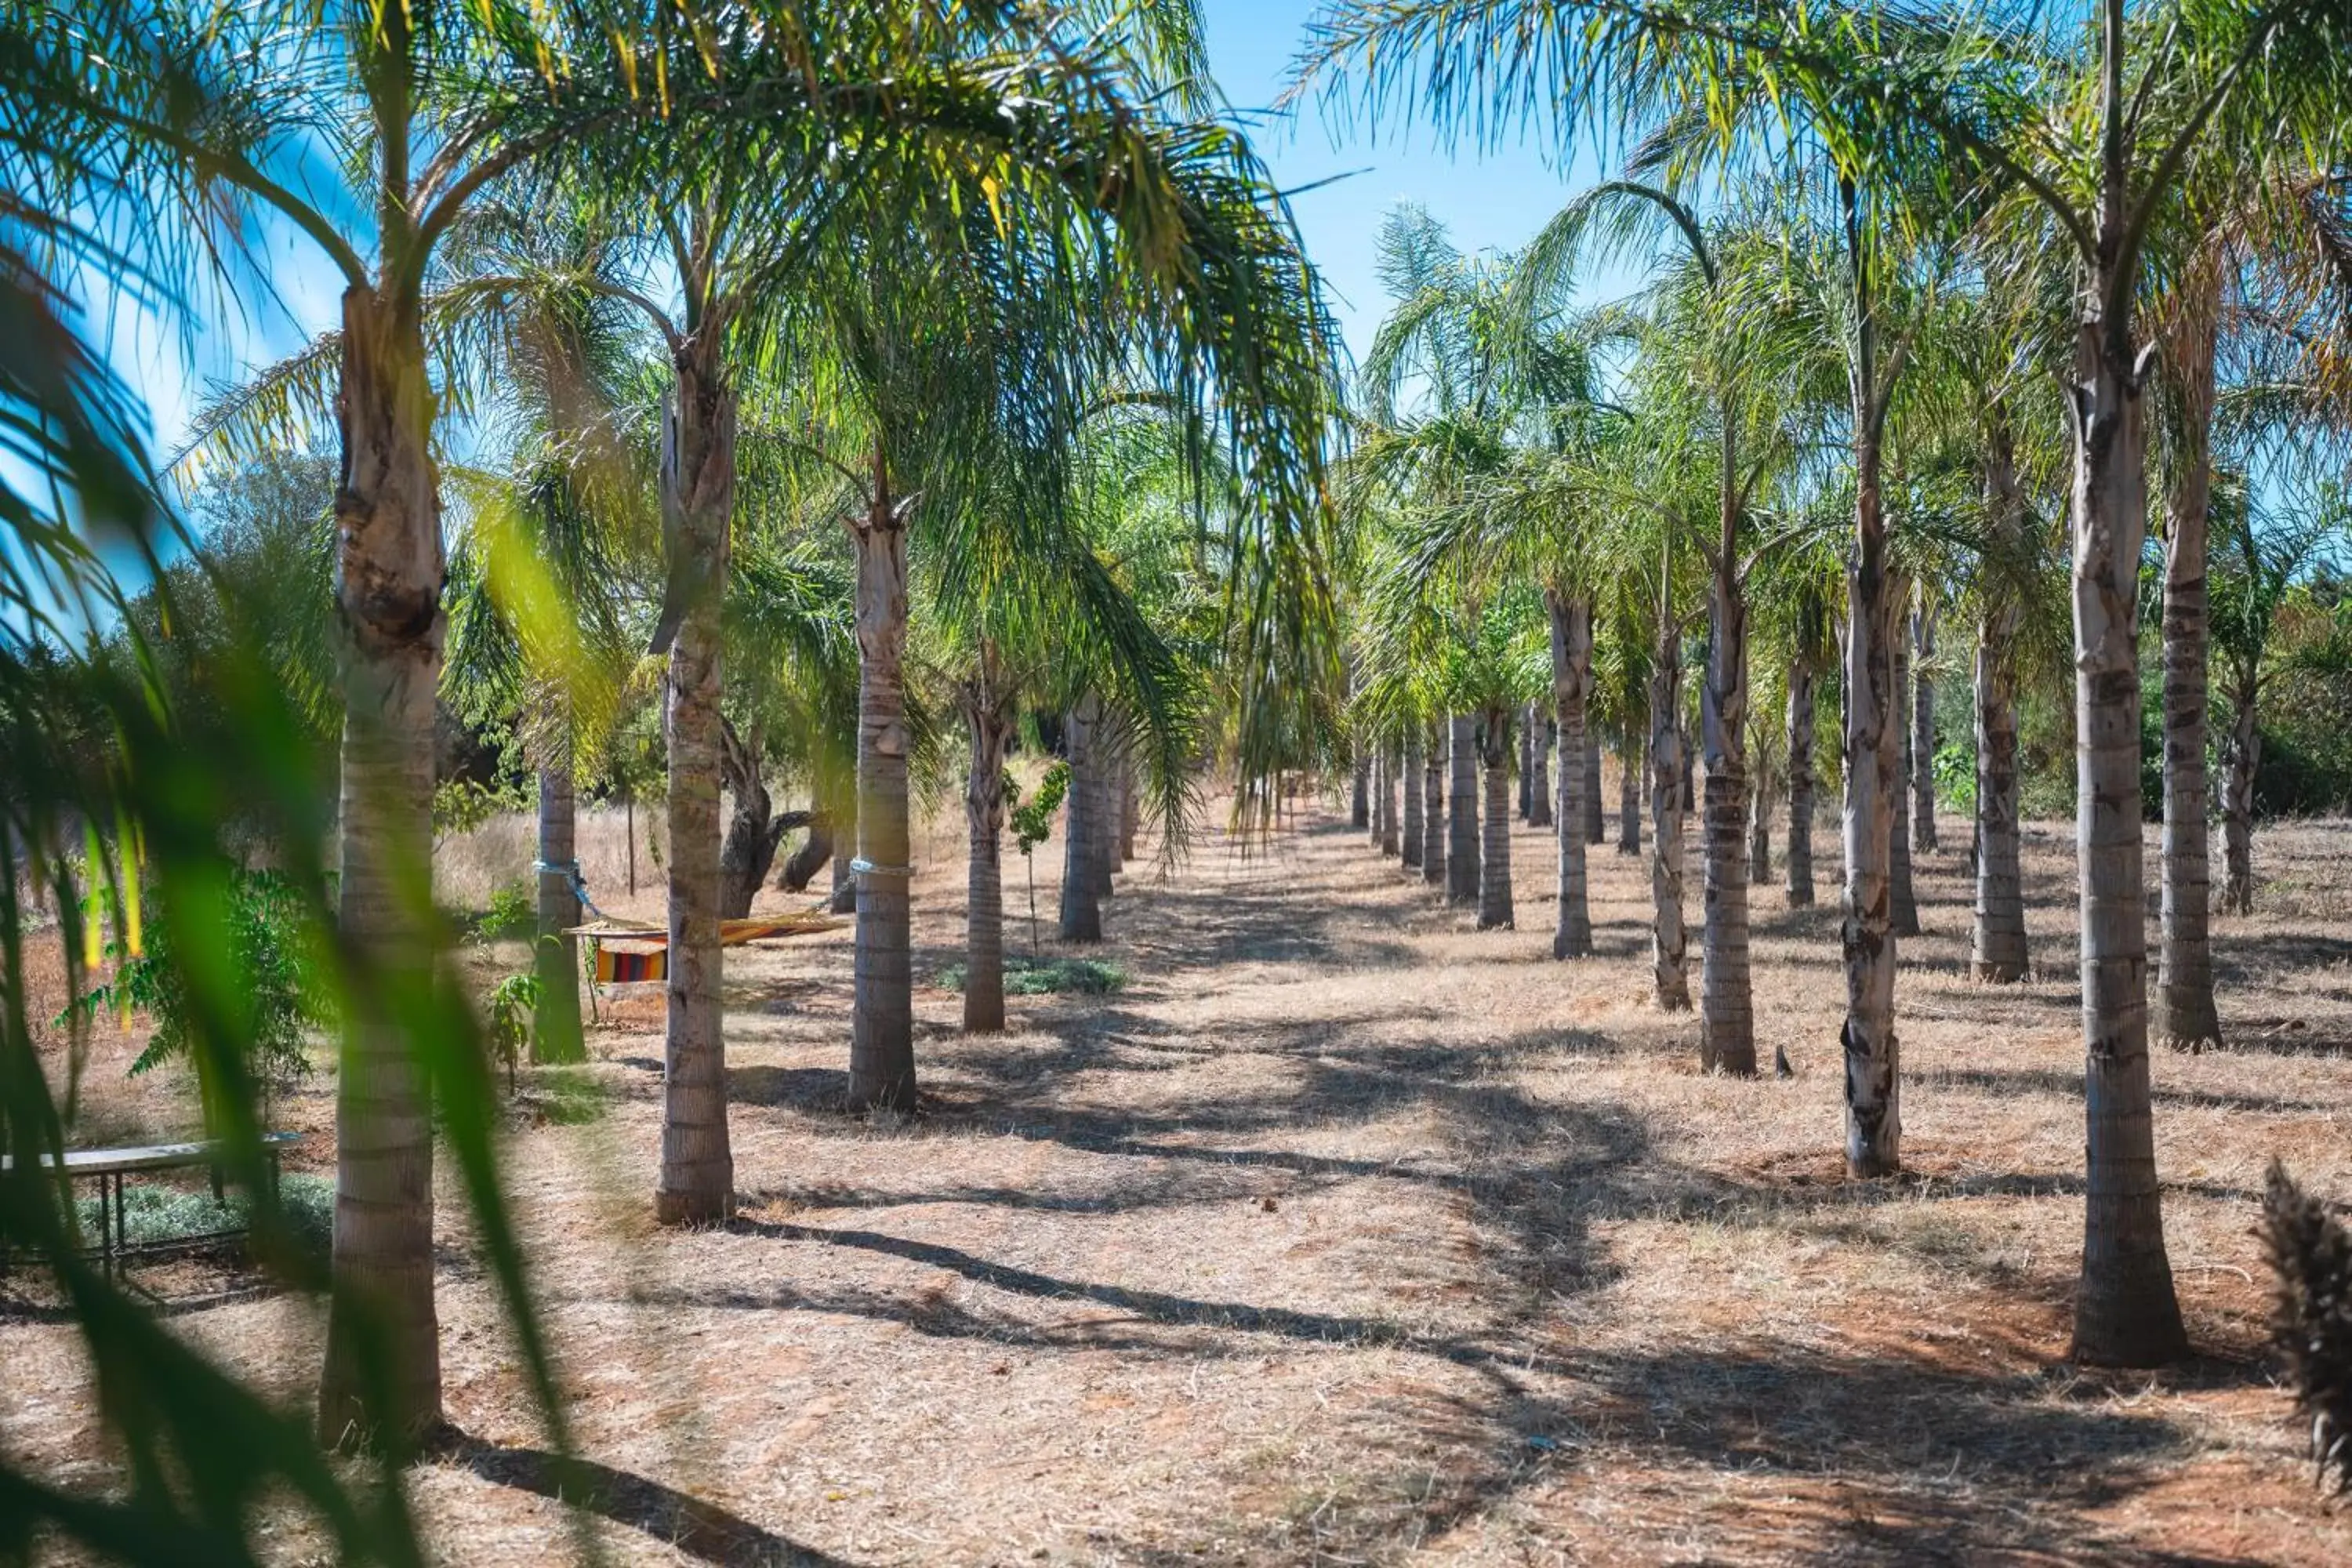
(2, 1132, 303, 1279)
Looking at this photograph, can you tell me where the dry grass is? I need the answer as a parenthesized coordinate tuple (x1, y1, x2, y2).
(9, 786, 2352, 1566)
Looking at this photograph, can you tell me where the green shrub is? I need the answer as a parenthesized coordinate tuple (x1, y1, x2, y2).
(60, 869, 327, 1110)
(936, 955, 1126, 996)
(476, 882, 535, 942)
(72, 1171, 333, 1262)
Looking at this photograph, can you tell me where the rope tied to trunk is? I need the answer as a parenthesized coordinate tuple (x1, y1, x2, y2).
(849, 857, 915, 880)
(535, 859, 612, 921)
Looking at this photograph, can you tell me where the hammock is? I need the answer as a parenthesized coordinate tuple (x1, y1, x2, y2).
(565, 913, 846, 985)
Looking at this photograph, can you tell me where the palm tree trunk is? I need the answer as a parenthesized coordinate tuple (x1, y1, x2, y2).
(962, 674, 1011, 1036)
(1700, 549, 1755, 1074)
(1649, 637, 1690, 1011)
(2157, 258, 2223, 1050)
(1351, 753, 1369, 828)
(318, 285, 446, 1449)
(1617, 731, 1642, 855)
(1842, 425, 1901, 1179)
(2064, 260, 2186, 1365)
(532, 754, 584, 1065)
(1402, 731, 1425, 870)
(1972, 623, 2031, 982)
(1889, 607, 1920, 938)
(1528, 703, 1553, 827)
(1059, 696, 1102, 942)
(1748, 757, 1772, 887)
(1973, 424, 2029, 982)
(1379, 742, 1401, 855)
(1911, 601, 1940, 853)
(1120, 756, 1139, 863)
(1447, 713, 1479, 907)
(1583, 732, 1605, 844)
(1548, 591, 1594, 959)
(2221, 682, 2258, 914)
(1421, 724, 1446, 887)
(1786, 656, 1816, 906)
(1524, 719, 1543, 827)
(652, 352, 737, 1225)
(829, 815, 857, 913)
(1087, 720, 1116, 898)
(848, 466, 916, 1113)
(1478, 707, 1514, 929)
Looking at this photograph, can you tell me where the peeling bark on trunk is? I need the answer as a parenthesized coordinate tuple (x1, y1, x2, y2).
(1650, 639, 1690, 1011)
(1402, 731, 1425, 870)
(1889, 610, 1920, 938)
(2064, 257, 2186, 1366)
(1911, 601, 1940, 853)
(653, 349, 737, 1225)
(1478, 708, 1514, 930)
(1548, 592, 1594, 959)
(2157, 257, 2223, 1051)
(1973, 424, 2029, 983)
(960, 661, 1013, 1035)
(848, 465, 916, 1113)
(319, 285, 446, 1449)
(1447, 713, 1479, 908)
(2221, 689, 2257, 914)
(1421, 725, 1446, 887)
(1842, 427, 1901, 1180)
(1700, 549, 1755, 1074)
(1060, 696, 1102, 942)
(1786, 658, 1816, 907)
(533, 757, 584, 1065)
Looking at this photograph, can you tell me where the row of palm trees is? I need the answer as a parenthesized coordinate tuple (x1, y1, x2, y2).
(1301, 0, 2351, 1370)
(5, 0, 1338, 1490)
(2, 0, 2349, 1555)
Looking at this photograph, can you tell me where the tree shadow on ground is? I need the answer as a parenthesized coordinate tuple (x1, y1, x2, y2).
(443, 1432, 858, 1566)
(1086, 1336, 2245, 1567)
(1916, 1064, 2339, 1116)
(2214, 931, 2352, 985)
(728, 1064, 848, 1111)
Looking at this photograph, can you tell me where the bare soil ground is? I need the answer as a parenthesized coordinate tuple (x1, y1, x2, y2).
(9, 793, 2352, 1566)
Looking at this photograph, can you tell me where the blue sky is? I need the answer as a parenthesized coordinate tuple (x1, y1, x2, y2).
(1199, 0, 1616, 366)
(111, 2, 1622, 456)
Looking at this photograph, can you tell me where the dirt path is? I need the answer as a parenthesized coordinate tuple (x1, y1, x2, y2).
(9, 806, 2352, 1564)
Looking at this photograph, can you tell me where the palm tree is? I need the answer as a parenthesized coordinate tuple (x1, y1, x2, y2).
(2210, 492, 2349, 914)
(0, 114, 487, 1548)
(1296, 0, 2352, 1365)
(49, 0, 724, 1443)
(1969, 407, 2037, 982)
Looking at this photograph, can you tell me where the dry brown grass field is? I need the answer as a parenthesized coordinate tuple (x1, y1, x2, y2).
(9, 786, 2352, 1565)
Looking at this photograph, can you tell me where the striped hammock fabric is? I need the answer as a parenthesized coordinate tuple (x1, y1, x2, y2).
(569, 914, 846, 986)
